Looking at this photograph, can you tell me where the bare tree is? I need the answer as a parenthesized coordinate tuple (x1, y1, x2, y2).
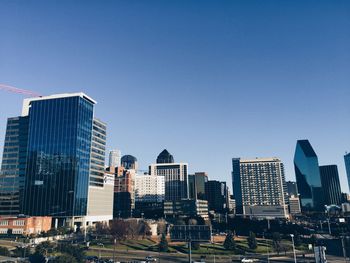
(109, 219, 129, 242)
(138, 221, 151, 239)
(127, 220, 139, 239)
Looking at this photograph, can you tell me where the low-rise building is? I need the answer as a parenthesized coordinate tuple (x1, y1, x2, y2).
(164, 199, 209, 220)
(0, 216, 52, 235)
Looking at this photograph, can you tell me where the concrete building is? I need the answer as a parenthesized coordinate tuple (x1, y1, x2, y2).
(134, 173, 165, 218)
(0, 216, 52, 235)
(164, 199, 209, 220)
(109, 149, 121, 168)
(289, 196, 302, 215)
(113, 168, 135, 218)
(232, 158, 288, 219)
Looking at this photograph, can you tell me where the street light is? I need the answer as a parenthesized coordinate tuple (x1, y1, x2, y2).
(97, 243, 104, 260)
(290, 234, 297, 263)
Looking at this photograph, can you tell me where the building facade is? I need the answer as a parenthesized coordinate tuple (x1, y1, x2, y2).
(156, 149, 174, 164)
(319, 165, 342, 206)
(113, 168, 135, 218)
(120, 155, 138, 170)
(205, 180, 229, 214)
(164, 199, 209, 220)
(0, 93, 113, 227)
(189, 172, 208, 200)
(344, 153, 350, 194)
(149, 162, 189, 202)
(0, 116, 28, 216)
(294, 140, 324, 212)
(0, 216, 52, 236)
(232, 158, 288, 219)
(109, 149, 121, 168)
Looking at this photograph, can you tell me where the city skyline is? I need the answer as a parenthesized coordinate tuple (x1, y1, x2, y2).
(1, 1, 349, 193)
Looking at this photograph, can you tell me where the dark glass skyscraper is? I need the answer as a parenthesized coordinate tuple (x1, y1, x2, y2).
(0, 117, 28, 215)
(156, 149, 174, 164)
(21, 94, 95, 217)
(205, 180, 228, 213)
(345, 153, 350, 193)
(189, 172, 208, 200)
(320, 165, 342, 206)
(294, 140, 324, 212)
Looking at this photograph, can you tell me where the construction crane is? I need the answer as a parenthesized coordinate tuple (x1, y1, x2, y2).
(0, 83, 42, 97)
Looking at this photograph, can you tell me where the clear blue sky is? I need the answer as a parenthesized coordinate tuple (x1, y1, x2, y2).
(1, 0, 349, 193)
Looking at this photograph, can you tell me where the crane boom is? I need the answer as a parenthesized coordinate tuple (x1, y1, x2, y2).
(0, 83, 42, 97)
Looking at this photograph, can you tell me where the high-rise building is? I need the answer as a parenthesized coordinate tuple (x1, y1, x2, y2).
(319, 165, 342, 206)
(205, 180, 229, 214)
(189, 172, 208, 200)
(149, 162, 188, 202)
(156, 149, 174, 164)
(232, 158, 288, 219)
(0, 93, 113, 227)
(113, 168, 135, 218)
(86, 119, 114, 224)
(294, 140, 324, 212)
(344, 152, 350, 193)
(286, 181, 298, 197)
(109, 149, 121, 168)
(0, 116, 29, 216)
(120, 155, 138, 170)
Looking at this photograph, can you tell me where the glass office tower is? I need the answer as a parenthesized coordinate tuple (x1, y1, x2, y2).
(0, 117, 28, 215)
(345, 153, 350, 194)
(320, 165, 342, 206)
(294, 140, 324, 212)
(21, 94, 95, 217)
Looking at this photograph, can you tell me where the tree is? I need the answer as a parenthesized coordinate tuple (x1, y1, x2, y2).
(127, 220, 139, 239)
(0, 246, 10, 257)
(248, 231, 257, 249)
(12, 246, 31, 258)
(36, 241, 55, 256)
(58, 244, 85, 263)
(29, 252, 46, 263)
(157, 221, 167, 235)
(158, 233, 169, 252)
(223, 232, 236, 251)
(109, 219, 129, 242)
(272, 232, 282, 255)
(138, 220, 151, 239)
(51, 254, 77, 263)
(95, 222, 109, 237)
(293, 231, 302, 247)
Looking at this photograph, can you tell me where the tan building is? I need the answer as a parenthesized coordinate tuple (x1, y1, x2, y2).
(0, 216, 52, 235)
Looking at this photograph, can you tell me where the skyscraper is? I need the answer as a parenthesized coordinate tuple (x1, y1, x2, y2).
(0, 116, 28, 216)
(286, 181, 298, 197)
(156, 149, 174, 164)
(232, 158, 288, 219)
(0, 93, 113, 226)
(205, 180, 229, 213)
(189, 172, 208, 200)
(344, 152, 350, 193)
(109, 149, 121, 168)
(120, 155, 138, 170)
(319, 165, 342, 206)
(294, 140, 324, 212)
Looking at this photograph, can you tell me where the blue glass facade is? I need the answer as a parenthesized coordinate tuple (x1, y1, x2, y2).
(0, 117, 28, 215)
(22, 96, 94, 217)
(294, 140, 324, 212)
(345, 153, 350, 194)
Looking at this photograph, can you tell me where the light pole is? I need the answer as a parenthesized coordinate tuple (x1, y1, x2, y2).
(113, 238, 117, 263)
(290, 234, 297, 263)
(263, 232, 269, 263)
(98, 243, 104, 260)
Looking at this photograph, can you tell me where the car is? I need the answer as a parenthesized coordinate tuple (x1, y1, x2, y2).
(145, 256, 157, 262)
(241, 258, 258, 263)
